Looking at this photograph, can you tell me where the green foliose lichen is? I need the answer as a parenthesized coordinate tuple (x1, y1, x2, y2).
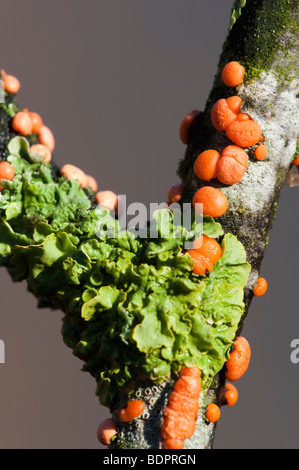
(0, 95, 251, 408)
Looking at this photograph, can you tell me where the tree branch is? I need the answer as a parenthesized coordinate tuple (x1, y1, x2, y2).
(110, 0, 299, 449)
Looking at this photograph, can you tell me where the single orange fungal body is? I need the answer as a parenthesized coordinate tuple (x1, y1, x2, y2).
(61, 164, 87, 188)
(292, 156, 299, 166)
(193, 150, 220, 181)
(187, 249, 214, 276)
(119, 400, 145, 422)
(0, 161, 15, 189)
(206, 404, 221, 423)
(225, 336, 251, 382)
(161, 366, 201, 449)
(86, 174, 98, 192)
(223, 383, 238, 407)
(255, 144, 268, 161)
(193, 186, 228, 218)
(96, 190, 119, 213)
(30, 144, 52, 163)
(38, 125, 55, 152)
(192, 234, 222, 264)
(222, 61, 245, 87)
(3, 74, 20, 94)
(216, 145, 248, 185)
(0, 161, 15, 182)
(97, 418, 117, 445)
(179, 109, 200, 145)
(167, 183, 184, 203)
(211, 99, 238, 132)
(226, 120, 262, 148)
(253, 277, 268, 296)
(12, 111, 33, 136)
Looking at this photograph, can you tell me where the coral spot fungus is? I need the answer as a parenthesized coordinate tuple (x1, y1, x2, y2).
(225, 336, 251, 382)
(193, 186, 228, 218)
(292, 156, 299, 166)
(193, 150, 220, 181)
(61, 164, 88, 188)
(119, 400, 145, 422)
(96, 190, 119, 213)
(179, 109, 200, 145)
(2, 71, 20, 94)
(0, 161, 15, 190)
(225, 119, 262, 148)
(211, 98, 240, 132)
(205, 404, 221, 423)
(253, 277, 268, 296)
(223, 383, 238, 407)
(97, 418, 117, 445)
(167, 183, 184, 203)
(38, 125, 55, 152)
(254, 144, 268, 161)
(216, 145, 248, 185)
(12, 111, 33, 136)
(30, 144, 52, 163)
(222, 61, 245, 88)
(161, 366, 201, 449)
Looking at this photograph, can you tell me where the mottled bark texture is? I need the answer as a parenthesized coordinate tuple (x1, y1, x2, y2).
(110, 0, 299, 449)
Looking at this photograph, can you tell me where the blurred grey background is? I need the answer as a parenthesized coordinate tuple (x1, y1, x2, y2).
(0, 0, 298, 449)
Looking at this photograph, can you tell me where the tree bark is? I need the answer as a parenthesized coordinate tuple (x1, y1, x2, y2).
(109, 0, 299, 449)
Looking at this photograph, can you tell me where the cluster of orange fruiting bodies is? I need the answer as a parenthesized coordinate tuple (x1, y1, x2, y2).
(0, 70, 119, 214)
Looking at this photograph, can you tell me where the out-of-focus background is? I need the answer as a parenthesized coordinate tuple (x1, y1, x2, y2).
(0, 0, 298, 449)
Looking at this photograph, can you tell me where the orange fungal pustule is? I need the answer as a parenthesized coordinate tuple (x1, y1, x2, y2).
(292, 156, 299, 166)
(223, 383, 238, 407)
(60, 164, 87, 188)
(192, 234, 222, 264)
(97, 418, 117, 445)
(225, 119, 262, 148)
(0, 161, 15, 190)
(254, 144, 268, 161)
(38, 125, 55, 152)
(193, 150, 220, 181)
(253, 277, 268, 297)
(167, 183, 184, 204)
(205, 404, 221, 423)
(225, 336, 251, 382)
(30, 144, 52, 163)
(216, 145, 248, 185)
(12, 111, 33, 136)
(86, 175, 98, 193)
(187, 249, 214, 276)
(3, 73, 21, 94)
(27, 111, 43, 134)
(161, 366, 201, 449)
(211, 98, 238, 132)
(222, 61, 245, 87)
(96, 190, 119, 213)
(193, 186, 228, 218)
(237, 112, 251, 121)
(179, 109, 200, 145)
(119, 400, 145, 422)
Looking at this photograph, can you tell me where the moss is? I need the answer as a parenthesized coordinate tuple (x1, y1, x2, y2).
(223, 0, 298, 83)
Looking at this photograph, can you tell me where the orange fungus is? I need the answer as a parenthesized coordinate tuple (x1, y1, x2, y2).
(193, 186, 228, 218)
(222, 61, 245, 87)
(253, 277, 268, 297)
(216, 145, 248, 185)
(193, 150, 220, 181)
(225, 120, 262, 148)
(225, 336, 251, 382)
(179, 109, 200, 145)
